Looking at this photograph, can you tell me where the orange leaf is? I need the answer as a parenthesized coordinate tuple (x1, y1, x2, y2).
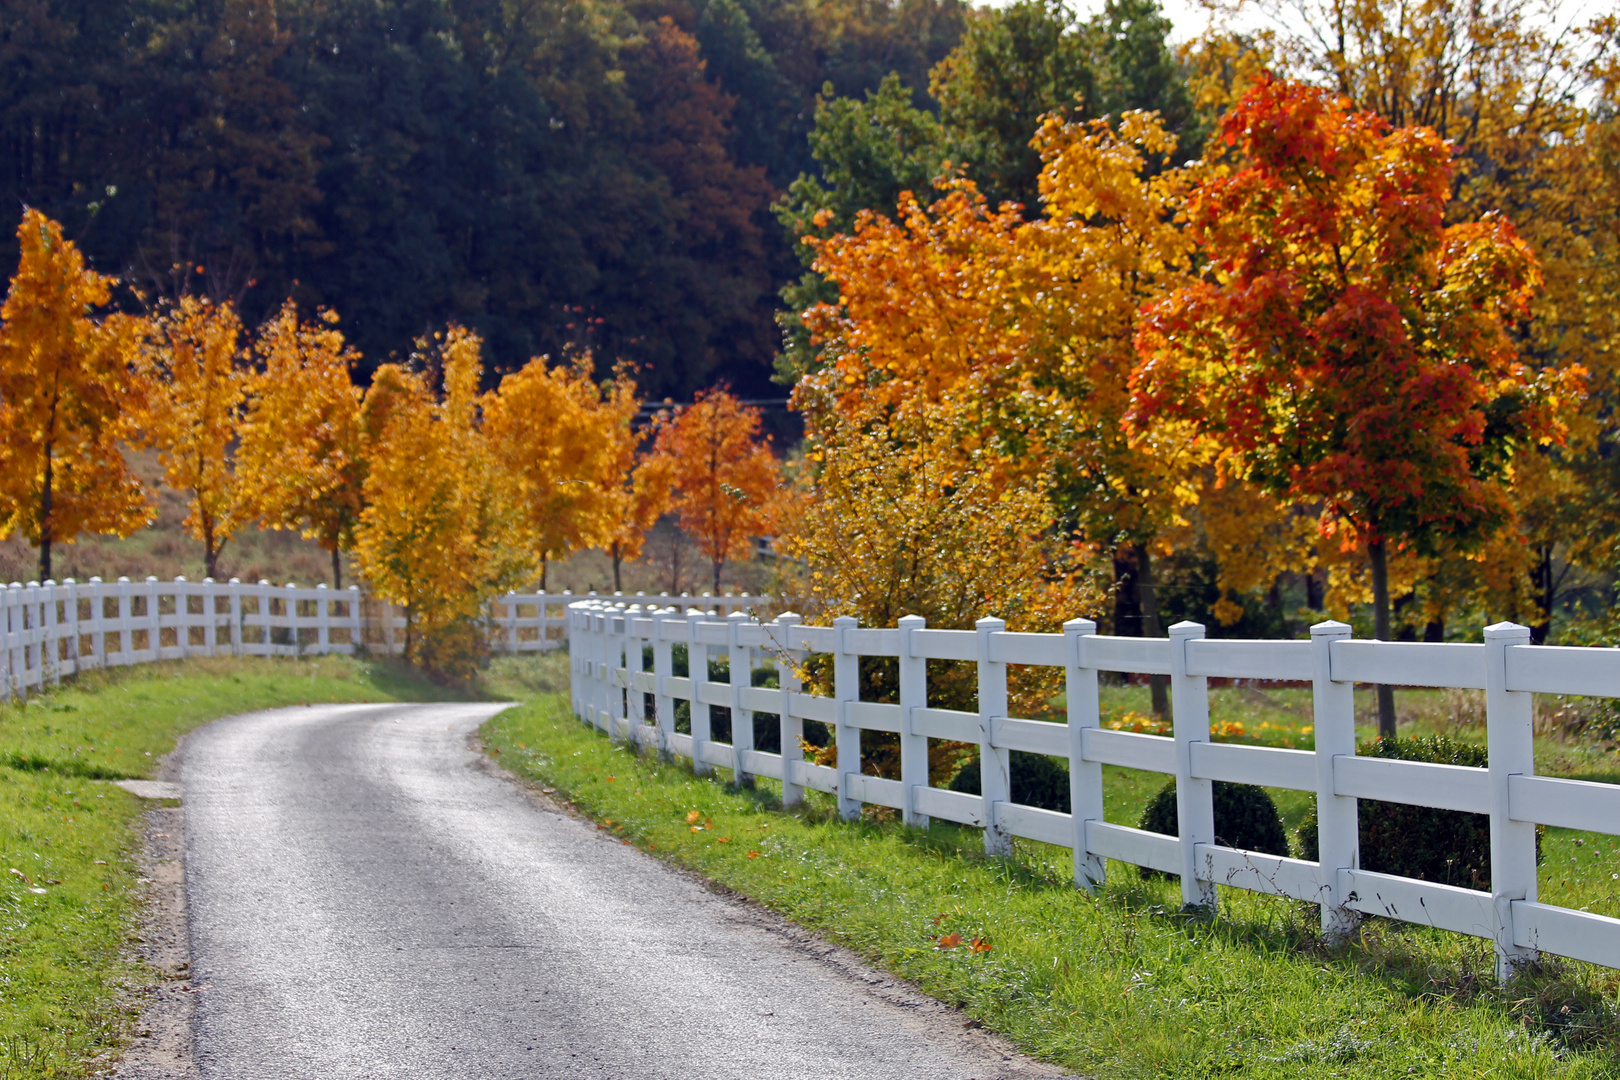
(685, 810, 702, 824)
(969, 937, 992, 953)
(746, 850, 761, 859)
(935, 933, 963, 950)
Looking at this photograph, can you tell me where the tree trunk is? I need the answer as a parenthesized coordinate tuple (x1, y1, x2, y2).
(539, 556, 547, 592)
(612, 541, 623, 592)
(712, 557, 723, 595)
(1369, 538, 1397, 740)
(1529, 544, 1553, 644)
(1137, 545, 1169, 719)
(38, 444, 53, 581)
(332, 548, 342, 591)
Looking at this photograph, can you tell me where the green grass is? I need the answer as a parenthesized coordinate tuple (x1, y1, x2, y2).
(488, 661, 1620, 1079)
(0, 653, 464, 1078)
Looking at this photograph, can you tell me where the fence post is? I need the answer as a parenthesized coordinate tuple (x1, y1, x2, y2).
(316, 584, 332, 654)
(976, 617, 1010, 855)
(728, 610, 755, 787)
(90, 577, 106, 669)
(1311, 620, 1360, 941)
(834, 615, 861, 822)
(898, 615, 930, 829)
(43, 580, 60, 685)
(348, 586, 362, 654)
(688, 611, 713, 775)
(1, 584, 12, 702)
(201, 579, 217, 656)
(607, 606, 629, 742)
(652, 609, 677, 760)
(625, 606, 646, 744)
(170, 577, 187, 660)
(146, 577, 161, 660)
(1486, 621, 1538, 981)
(1170, 620, 1216, 912)
(774, 613, 804, 808)
(1064, 618, 1104, 891)
(228, 579, 242, 656)
(115, 577, 132, 665)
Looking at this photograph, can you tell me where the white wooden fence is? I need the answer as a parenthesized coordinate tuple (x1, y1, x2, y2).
(0, 576, 762, 702)
(568, 599, 1620, 979)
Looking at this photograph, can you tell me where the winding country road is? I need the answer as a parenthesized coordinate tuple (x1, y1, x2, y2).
(179, 702, 1074, 1079)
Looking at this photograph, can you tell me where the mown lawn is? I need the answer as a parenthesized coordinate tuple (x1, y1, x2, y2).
(0, 655, 460, 1078)
(488, 657, 1620, 1079)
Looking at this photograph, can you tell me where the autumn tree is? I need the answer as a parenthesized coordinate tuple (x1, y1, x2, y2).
(135, 296, 247, 579)
(0, 210, 150, 580)
(652, 388, 780, 593)
(1130, 78, 1567, 737)
(353, 327, 529, 675)
(236, 301, 366, 587)
(483, 357, 640, 590)
(603, 446, 674, 593)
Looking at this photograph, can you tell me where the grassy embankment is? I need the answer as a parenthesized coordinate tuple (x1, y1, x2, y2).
(0, 654, 462, 1077)
(488, 654, 1620, 1079)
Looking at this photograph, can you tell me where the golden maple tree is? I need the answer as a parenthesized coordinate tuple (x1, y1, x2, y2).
(237, 301, 366, 587)
(482, 356, 640, 590)
(352, 326, 529, 675)
(0, 210, 150, 580)
(650, 388, 779, 594)
(136, 295, 248, 579)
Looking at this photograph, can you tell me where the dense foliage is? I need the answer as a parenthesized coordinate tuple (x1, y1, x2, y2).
(1137, 779, 1289, 877)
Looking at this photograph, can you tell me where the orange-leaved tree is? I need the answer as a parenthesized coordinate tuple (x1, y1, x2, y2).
(603, 448, 674, 593)
(651, 388, 779, 593)
(237, 302, 366, 587)
(482, 356, 640, 590)
(136, 296, 248, 579)
(1129, 76, 1570, 737)
(0, 210, 151, 580)
(353, 327, 529, 675)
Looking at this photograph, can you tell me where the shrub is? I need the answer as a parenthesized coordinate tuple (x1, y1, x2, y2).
(1137, 780, 1288, 879)
(1296, 735, 1542, 890)
(947, 751, 1071, 813)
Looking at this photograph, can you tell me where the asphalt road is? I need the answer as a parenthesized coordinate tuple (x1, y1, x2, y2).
(181, 702, 1075, 1079)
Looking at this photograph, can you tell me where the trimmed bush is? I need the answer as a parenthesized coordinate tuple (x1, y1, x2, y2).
(1297, 735, 1542, 890)
(947, 751, 1071, 813)
(1137, 780, 1288, 878)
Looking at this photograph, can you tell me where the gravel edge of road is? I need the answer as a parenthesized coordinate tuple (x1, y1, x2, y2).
(108, 740, 198, 1080)
(467, 732, 1082, 1078)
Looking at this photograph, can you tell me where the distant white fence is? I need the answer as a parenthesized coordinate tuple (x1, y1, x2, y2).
(569, 600, 1620, 980)
(0, 576, 762, 702)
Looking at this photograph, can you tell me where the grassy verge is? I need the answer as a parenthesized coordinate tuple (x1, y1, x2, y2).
(0, 654, 463, 1077)
(488, 660, 1620, 1080)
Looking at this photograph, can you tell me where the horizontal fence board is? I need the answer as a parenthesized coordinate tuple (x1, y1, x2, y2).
(1186, 639, 1312, 682)
(662, 675, 693, 699)
(1086, 821, 1180, 875)
(844, 628, 900, 656)
(786, 692, 837, 725)
(1000, 802, 1073, 847)
(794, 627, 836, 653)
(1509, 774, 1620, 834)
(737, 749, 784, 780)
(1196, 845, 1327, 902)
(847, 701, 903, 734)
(1341, 869, 1494, 937)
(632, 671, 656, 693)
(693, 622, 729, 646)
(1506, 645, 1620, 698)
(695, 682, 732, 709)
(913, 786, 985, 827)
(1079, 635, 1171, 675)
(912, 707, 980, 743)
(1512, 902, 1620, 968)
(1190, 742, 1315, 790)
(668, 732, 694, 757)
(791, 761, 839, 794)
(988, 632, 1065, 667)
(1081, 728, 1176, 773)
(739, 686, 781, 713)
(1334, 756, 1490, 814)
(846, 773, 906, 810)
(1330, 640, 1485, 689)
(697, 742, 734, 769)
(991, 717, 1068, 757)
(909, 629, 978, 662)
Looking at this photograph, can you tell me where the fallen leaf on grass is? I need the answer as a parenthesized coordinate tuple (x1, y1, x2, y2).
(969, 937, 992, 953)
(746, 851, 760, 859)
(685, 811, 702, 824)
(930, 913, 946, 927)
(606, 775, 615, 782)
(934, 933, 963, 950)
(716, 836, 731, 844)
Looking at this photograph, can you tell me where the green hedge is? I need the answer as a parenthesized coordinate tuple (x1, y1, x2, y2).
(1137, 780, 1288, 878)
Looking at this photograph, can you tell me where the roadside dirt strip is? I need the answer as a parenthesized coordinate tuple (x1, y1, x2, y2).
(146, 702, 1074, 1079)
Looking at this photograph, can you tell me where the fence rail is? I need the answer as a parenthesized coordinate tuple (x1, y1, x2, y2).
(567, 600, 1620, 979)
(0, 576, 764, 701)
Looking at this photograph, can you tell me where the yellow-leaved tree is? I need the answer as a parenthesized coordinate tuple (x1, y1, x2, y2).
(603, 448, 674, 593)
(136, 296, 247, 579)
(237, 301, 366, 587)
(651, 388, 780, 593)
(0, 210, 150, 580)
(482, 356, 640, 590)
(352, 327, 529, 676)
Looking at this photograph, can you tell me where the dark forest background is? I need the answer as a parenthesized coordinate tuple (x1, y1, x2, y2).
(2, 0, 1189, 398)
